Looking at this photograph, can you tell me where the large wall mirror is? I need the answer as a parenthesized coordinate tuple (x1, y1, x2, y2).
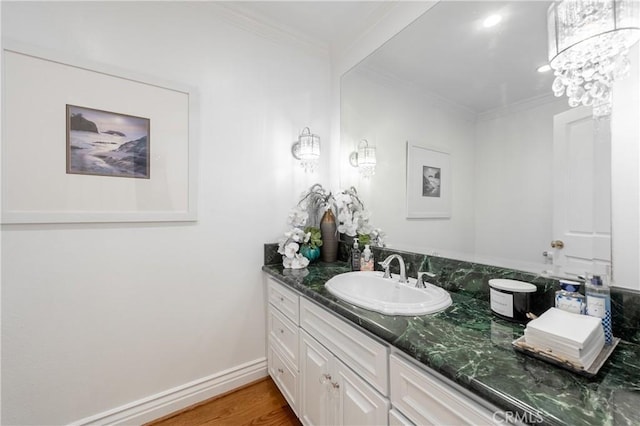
(340, 1, 640, 288)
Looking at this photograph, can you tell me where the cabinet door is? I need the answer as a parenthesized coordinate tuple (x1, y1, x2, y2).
(300, 299, 389, 396)
(335, 359, 390, 426)
(300, 331, 334, 426)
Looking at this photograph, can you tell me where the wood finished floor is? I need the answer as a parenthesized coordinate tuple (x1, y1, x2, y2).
(146, 377, 301, 426)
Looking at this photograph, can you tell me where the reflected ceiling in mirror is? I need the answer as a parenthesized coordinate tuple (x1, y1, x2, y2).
(339, 0, 617, 277)
(359, 0, 554, 113)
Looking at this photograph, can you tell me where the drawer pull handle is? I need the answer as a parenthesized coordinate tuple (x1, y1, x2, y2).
(277, 368, 284, 374)
(280, 329, 285, 334)
(319, 373, 332, 384)
(280, 297, 284, 302)
(330, 381, 341, 396)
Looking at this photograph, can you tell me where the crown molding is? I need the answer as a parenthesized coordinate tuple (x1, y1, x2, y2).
(209, 2, 330, 58)
(477, 93, 561, 121)
(333, 2, 401, 56)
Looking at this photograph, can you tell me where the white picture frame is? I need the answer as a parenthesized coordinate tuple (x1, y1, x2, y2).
(406, 142, 451, 219)
(2, 40, 198, 224)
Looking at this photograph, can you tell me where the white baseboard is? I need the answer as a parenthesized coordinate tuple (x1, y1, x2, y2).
(70, 358, 268, 426)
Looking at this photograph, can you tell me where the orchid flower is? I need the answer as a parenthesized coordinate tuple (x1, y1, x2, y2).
(284, 242, 299, 259)
(283, 253, 310, 269)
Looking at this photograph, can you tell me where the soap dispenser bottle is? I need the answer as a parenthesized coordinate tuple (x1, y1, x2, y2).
(360, 244, 374, 271)
(555, 280, 586, 314)
(351, 238, 361, 271)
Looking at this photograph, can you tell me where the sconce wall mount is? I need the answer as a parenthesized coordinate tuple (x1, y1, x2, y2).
(291, 127, 320, 173)
(349, 139, 377, 178)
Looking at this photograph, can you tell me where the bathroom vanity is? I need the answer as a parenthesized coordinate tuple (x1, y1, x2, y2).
(263, 261, 640, 426)
(266, 273, 498, 425)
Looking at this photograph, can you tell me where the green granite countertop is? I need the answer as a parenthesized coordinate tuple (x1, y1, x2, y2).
(262, 262, 640, 426)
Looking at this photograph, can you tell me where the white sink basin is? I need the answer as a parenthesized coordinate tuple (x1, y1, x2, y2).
(325, 271, 452, 316)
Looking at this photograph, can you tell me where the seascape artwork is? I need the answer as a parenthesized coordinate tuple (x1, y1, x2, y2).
(422, 165, 441, 197)
(66, 105, 150, 178)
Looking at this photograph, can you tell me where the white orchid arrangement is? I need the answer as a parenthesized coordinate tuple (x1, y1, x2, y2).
(278, 184, 328, 269)
(334, 186, 385, 247)
(278, 225, 312, 269)
(278, 184, 384, 269)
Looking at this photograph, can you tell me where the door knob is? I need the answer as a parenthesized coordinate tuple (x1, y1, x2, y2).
(551, 240, 564, 249)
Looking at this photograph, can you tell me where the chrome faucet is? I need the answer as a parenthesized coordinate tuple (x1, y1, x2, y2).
(416, 272, 437, 288)
(379, 254, 408, 284)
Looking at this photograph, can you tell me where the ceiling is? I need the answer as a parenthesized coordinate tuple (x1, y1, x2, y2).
(221, 1, 393, 52)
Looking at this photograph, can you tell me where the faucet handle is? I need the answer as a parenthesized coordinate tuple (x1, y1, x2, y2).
(416, 272, 437, 288)
(379, 261, 392, 278)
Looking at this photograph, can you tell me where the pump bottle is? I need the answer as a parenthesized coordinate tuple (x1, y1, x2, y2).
(351, 238, 361, 271)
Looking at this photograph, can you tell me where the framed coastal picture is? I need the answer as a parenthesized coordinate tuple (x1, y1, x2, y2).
(406, 142, 451, 218)
(66, 105, 151, 179)
(2, 41, 198, 223)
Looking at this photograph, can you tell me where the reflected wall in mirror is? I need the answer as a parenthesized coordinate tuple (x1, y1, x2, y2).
(340, 1, 640, 289)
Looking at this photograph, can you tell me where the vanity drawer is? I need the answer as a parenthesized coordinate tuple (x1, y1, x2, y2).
(390, 409, 415, 425)
(300, 298, 388, 396)
(268, 304, 299, 367)
(267, 278, 299, 324)
(390, 354, 497, 426)
(268, 344, 298, 416)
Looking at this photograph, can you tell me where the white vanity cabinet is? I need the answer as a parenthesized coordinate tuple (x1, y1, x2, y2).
(265, 274, 511, 426)
(299, 298, 389, 396)
(390, 353, 501, 425)
(266, 275, 390, 426)
(299, 330, 333, 425)
(298, 297, 390, 425)
(299, 329, 390, 426)
(266, 278, 300, 415)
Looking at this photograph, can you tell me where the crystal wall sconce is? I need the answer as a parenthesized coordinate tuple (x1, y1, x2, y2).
(349, 139, 377, 178)
(291, 127, 320, 172)
(547, 0, 640, 117)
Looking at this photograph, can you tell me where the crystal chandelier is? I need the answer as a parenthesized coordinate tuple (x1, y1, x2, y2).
(547, 0, 640, 116)
(349, 139, 377, 178)
(291, 127, 320, 172)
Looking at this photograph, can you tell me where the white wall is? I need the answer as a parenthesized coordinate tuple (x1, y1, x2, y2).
(474, 97, 569, 271)
(340, 69, 477, 256)
(611, 43, 640, 290)
(1, 2, 331, 424)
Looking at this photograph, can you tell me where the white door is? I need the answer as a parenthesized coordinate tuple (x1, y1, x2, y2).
(300, 331, 333, 426)
(552, 106, 612, 277)
(335, 359, 389, 426)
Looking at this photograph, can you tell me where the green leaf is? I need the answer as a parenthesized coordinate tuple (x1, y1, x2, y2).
(304, 226, 323, 248)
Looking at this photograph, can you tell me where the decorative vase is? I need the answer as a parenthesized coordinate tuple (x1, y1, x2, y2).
(320, 209, 338, 262)
(300, 245, 321, 263)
